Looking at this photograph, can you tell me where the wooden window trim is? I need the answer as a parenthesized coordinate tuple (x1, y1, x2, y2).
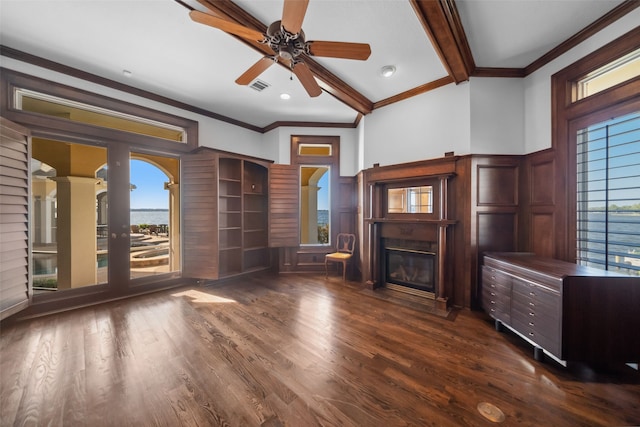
(1, 68, 198, 152)
(552, 27, 640, 261)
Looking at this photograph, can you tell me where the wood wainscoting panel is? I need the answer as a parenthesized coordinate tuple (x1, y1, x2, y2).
(530, 156, 556, 205)
(521, 149, 558, 258)
(530, 212, 555, 258)
(476, 164, 519, 206)
(477, 212, 518, 254)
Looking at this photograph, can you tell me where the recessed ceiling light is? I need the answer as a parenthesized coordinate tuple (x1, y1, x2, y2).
(122, 70, 133, 78)
(280, 93, 291, 100)
(380, 65, 396, 78)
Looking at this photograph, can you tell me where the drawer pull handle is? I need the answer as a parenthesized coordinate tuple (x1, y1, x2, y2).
(528, 322, 534, 326)
(490, 292, 496, 296)
(529, 302, 535, 307)
(529, 292, 535, 296)
(490, 308, 496, 312)
(529, 312, 535, 317)
(528, 332, 534, 337)
(490, 301, 496, 304)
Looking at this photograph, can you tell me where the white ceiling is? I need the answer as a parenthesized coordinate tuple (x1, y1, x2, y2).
(0, 0, 626, 129)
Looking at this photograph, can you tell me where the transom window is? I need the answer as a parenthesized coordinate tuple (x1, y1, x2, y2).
(572, 48, 640, 102)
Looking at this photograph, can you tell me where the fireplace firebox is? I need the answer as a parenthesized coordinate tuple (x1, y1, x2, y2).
(385, 247, 435, 297)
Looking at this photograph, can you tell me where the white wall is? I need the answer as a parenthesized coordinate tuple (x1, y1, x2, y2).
(5, 5, 639, 168)
(0, 56, 265, 158)
(262, 126, 359, 176)
(524, 8, 640, 154)
(362, 82, 471, 169)
(469, 77, 525, 154)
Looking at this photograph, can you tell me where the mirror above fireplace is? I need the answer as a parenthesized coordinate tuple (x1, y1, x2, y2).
(387, 185, 433, 214)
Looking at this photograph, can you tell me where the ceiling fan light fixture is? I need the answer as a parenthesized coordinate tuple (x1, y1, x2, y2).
(280, 93, 291, 100)
(380, 65, 396, 78)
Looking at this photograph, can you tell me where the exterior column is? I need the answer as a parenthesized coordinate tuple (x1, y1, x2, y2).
(301, 184, 319, 243)
(53, 176, 98, 289)
(166, 182, 180, 271)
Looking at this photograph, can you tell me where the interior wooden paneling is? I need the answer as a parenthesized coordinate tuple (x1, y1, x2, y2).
(530, 157, 556, 205)
(476, 164, 519, 206)
(476, 212, 517, 254)
(181, 150, 218, 280)
(0, 118, 31, 319)
(531, 213, 555, 258)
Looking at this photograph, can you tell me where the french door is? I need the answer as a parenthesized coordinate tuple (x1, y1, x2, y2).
(30, 138, 181, 302)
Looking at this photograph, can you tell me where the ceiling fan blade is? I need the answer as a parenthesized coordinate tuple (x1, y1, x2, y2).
(293, 62, 322, 97)
(235, 57, 275, 85)
(281, 0, 309, 34)
(308, 41, 371, 60)
(189, 10, 264, 41)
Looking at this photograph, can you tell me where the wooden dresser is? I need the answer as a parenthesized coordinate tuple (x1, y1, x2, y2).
(482, 252, 640, 364)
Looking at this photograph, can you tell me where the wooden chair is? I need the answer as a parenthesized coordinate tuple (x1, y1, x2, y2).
(325, 233, 356, 281)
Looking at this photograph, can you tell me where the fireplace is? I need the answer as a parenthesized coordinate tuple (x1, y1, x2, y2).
(385, 247, 436, 298)
(363, 168, 456, 310)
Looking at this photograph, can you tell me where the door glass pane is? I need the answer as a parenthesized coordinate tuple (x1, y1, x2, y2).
(130, 153, 180, 279)
(300, 165, 330, 245)
(31, 139, 107, 292)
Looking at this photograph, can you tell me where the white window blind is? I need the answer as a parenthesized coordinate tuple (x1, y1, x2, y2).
(576, 111, 640, 275)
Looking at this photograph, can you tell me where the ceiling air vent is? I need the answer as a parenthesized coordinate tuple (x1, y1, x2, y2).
(250, 79, 270, 92)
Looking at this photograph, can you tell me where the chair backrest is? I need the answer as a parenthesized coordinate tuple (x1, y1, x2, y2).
(335, 233, 356, 254)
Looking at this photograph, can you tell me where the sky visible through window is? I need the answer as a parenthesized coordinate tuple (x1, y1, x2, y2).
(130, 159, 168, 209)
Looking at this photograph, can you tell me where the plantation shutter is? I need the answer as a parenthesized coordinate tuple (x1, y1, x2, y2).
(269, 164, 299, 247)
(1, 118, 31, 319)
(181, 150, 219, 280)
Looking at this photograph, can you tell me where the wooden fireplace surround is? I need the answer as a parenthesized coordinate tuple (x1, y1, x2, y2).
(362, 157, 458, 311)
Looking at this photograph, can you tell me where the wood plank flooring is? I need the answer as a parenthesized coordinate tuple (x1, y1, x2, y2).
(1, 273, 639, 426)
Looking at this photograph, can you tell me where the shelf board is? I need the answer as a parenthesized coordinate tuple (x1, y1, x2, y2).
(220, 194, 241, 198)
(219, 246, 242, 251)
(220, 211, 241, 214)
(244, 246, 267, 251)
(244, 210, 265, 214)
(220, 226, 242, 231)
(219, 177, 241, 183)
(244, 228, 266, 233)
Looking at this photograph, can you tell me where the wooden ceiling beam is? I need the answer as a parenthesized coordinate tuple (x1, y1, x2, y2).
(410, 0, 474, 84)
(193, 0, 373, 114)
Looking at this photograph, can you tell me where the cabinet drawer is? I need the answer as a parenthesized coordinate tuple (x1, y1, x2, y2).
(483, 291, 510, 322)
(511, 302, 559, 336)
(482, 267, 511, 288)
(512, 278, 559, 307)
(511, 317, 561, 356)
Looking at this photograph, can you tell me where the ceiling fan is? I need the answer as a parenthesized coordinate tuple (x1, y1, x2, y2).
(189, 0, 371, 97)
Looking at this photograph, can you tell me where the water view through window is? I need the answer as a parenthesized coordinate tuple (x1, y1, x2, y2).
(576, 111, 640, 275)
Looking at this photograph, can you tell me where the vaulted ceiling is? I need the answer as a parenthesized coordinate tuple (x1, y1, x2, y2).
(0, 0, 635, 132)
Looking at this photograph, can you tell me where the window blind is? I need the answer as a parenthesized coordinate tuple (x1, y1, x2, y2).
(576, 112, 640, 275)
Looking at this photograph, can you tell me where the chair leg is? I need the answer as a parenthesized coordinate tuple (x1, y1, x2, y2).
(342, 260, 346, 281)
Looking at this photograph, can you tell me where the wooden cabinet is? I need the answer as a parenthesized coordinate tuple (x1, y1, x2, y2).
(218, 157, 270, 277)
(481, 267, 511, 324)
(482, 252, 640, 364)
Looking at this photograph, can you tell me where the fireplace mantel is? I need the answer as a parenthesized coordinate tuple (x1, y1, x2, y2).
(362, 166, 457, 310)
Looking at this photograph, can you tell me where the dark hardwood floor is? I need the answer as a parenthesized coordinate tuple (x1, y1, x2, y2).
(1, 273, 639, 426)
